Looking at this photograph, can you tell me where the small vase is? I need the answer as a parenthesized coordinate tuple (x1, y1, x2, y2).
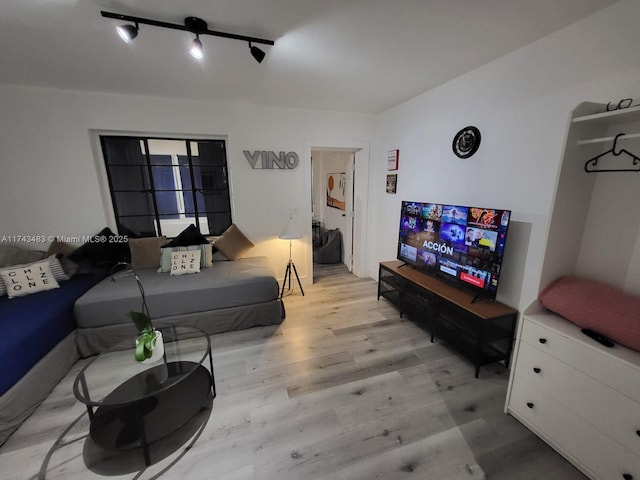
(136, 330, 165, 364)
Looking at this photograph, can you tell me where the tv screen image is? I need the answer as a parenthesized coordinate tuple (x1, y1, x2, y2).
(421, 203, 442, 221)
(439, 223, 467, 252)
(399, 242, 418, 262)
(441, 205, 468, 225)
(397, 201, 512, 300)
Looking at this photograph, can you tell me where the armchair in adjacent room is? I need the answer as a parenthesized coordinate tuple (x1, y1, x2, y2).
(313, 228, 342, 264)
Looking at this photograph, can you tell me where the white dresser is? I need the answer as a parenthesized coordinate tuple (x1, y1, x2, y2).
(505, 311, 640, 480)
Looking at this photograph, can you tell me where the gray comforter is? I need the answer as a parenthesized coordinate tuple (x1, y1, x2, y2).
(74, 256, 280, 328)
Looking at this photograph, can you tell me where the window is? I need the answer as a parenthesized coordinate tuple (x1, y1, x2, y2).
(100, 136, 231, 237)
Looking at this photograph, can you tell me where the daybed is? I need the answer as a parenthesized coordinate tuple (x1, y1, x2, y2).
(0, 274, 101, 445)
(74, 256, 284, 356)
(0, 225, 284, 445)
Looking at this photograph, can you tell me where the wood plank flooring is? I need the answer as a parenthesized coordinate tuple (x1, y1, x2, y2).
(0, 263, 587, 479)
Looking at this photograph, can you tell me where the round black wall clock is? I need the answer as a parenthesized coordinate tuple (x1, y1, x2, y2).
(452, 126, 481, 159)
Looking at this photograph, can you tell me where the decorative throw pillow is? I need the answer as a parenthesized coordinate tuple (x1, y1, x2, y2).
(46, 238, 79, 277)
(212, 224, 254, 260)
(169, 250, 201, 276)
(539, 276, 640, 352)
(206, 236, 228, 261)
(159, 245, 211, 272)
(0, 255, 68, 297)
(46, 254, 70, 282)
(165, 224, 209, 247)
(0, 259, 60, 298)
(68, 227, 131, 276)
(0, 245, 46, 268)
(129, 236, 168, 269)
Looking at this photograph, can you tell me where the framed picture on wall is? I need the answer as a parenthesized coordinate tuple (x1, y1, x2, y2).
(386, 174, 397, 194)
(327, 172, 346, 210)
(387, 149, 399, 171)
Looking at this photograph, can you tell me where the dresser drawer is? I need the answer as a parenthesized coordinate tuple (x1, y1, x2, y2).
(521, 314, 640, 403)
(514, 341, 640, 456)
(509, 377, 640, 480)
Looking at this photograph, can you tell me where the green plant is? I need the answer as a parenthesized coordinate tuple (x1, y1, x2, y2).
(111, 262, 158, 362)
(128, 310, 158, 361)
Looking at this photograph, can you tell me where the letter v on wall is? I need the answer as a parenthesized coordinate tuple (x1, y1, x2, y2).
(243, 150, 261, 168)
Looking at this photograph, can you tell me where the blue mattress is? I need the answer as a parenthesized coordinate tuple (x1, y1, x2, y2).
(0, 275, 101, 395)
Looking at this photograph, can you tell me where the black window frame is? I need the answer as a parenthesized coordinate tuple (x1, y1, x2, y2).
(100, 135, 232, 237)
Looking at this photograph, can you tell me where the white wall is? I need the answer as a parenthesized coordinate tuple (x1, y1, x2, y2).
(369, 0, 640, 311)
(0, 86, 373, 284)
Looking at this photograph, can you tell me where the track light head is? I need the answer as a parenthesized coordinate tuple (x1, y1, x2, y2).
(249, 43, 266, 63)
(190, 35, 204, 59)
(116, 23, 138, 43)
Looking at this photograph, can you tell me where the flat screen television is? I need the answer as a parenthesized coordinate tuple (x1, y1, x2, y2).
(397, 201, 512, 301)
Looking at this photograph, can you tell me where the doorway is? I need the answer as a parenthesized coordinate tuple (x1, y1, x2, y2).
(312, 150, 355, 271)
(306, 141, 370, 283)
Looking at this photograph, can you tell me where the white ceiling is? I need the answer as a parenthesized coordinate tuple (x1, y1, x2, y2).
(0, 0, 619, 114)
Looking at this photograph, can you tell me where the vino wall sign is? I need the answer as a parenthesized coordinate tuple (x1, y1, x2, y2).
(243, 150, 300, 169)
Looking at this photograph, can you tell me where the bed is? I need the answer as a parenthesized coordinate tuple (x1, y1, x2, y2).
(0, 274, 102, 445)
(74, 256, 285, 357)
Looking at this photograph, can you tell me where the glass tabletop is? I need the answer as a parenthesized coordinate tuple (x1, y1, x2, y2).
(73, 325, 211, 408)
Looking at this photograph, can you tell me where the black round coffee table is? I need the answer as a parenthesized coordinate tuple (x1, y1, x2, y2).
(73, 325, 215, 466)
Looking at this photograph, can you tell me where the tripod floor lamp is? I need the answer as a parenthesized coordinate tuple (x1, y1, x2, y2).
(279, 215, 304, 298)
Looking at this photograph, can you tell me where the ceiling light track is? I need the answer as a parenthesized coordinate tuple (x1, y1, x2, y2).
(101, 10, 274, 61)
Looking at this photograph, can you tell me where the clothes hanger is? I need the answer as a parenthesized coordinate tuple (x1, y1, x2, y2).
(584, 133, 640, 173)
(605, 98, 634, 111)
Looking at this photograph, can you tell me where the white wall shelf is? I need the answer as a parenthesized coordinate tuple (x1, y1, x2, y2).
(572, 104, 640, 126)
(577, 132, 640, 146)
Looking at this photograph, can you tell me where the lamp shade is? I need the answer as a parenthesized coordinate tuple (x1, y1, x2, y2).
(117, 24, 138, 43)
(190, 36, 204, 59)
(279, 219, 302, 240)
(250, 45, 266, 63)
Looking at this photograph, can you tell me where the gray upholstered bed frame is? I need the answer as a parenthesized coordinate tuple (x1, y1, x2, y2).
(74, 256, 284, 356)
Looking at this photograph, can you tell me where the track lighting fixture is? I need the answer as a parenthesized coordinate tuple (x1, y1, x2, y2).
(249, 42, 266, 64)
(116, 23, 138, 43)
(102, 11, 274, 62)
(190, 35, 204, 60)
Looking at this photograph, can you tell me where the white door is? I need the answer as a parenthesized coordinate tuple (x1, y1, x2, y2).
(343, 154, 355, 271)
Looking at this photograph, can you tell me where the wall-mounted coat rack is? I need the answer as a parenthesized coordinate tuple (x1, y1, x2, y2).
(584, 133, 640, 173)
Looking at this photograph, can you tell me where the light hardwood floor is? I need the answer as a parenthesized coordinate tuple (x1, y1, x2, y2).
(0, 264, 587, 479)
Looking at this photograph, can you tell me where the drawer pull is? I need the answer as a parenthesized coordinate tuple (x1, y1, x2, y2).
(636, 430, 640, 437)
(533, 367, 541, 374)
(622, 474, 633, 480)
(526, 402, 534, 409)
(539, 338, 547, 344)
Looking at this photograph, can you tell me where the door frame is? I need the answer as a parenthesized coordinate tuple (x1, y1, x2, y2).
(305, 140, 370, 281)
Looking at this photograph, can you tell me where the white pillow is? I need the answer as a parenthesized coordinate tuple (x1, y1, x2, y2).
(170, 250, 201, 276)
(160, 245, 212, 272)
(0, 259, 60, 298)
(0, 255, 67, 297)
(47, 254, 71, 282)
